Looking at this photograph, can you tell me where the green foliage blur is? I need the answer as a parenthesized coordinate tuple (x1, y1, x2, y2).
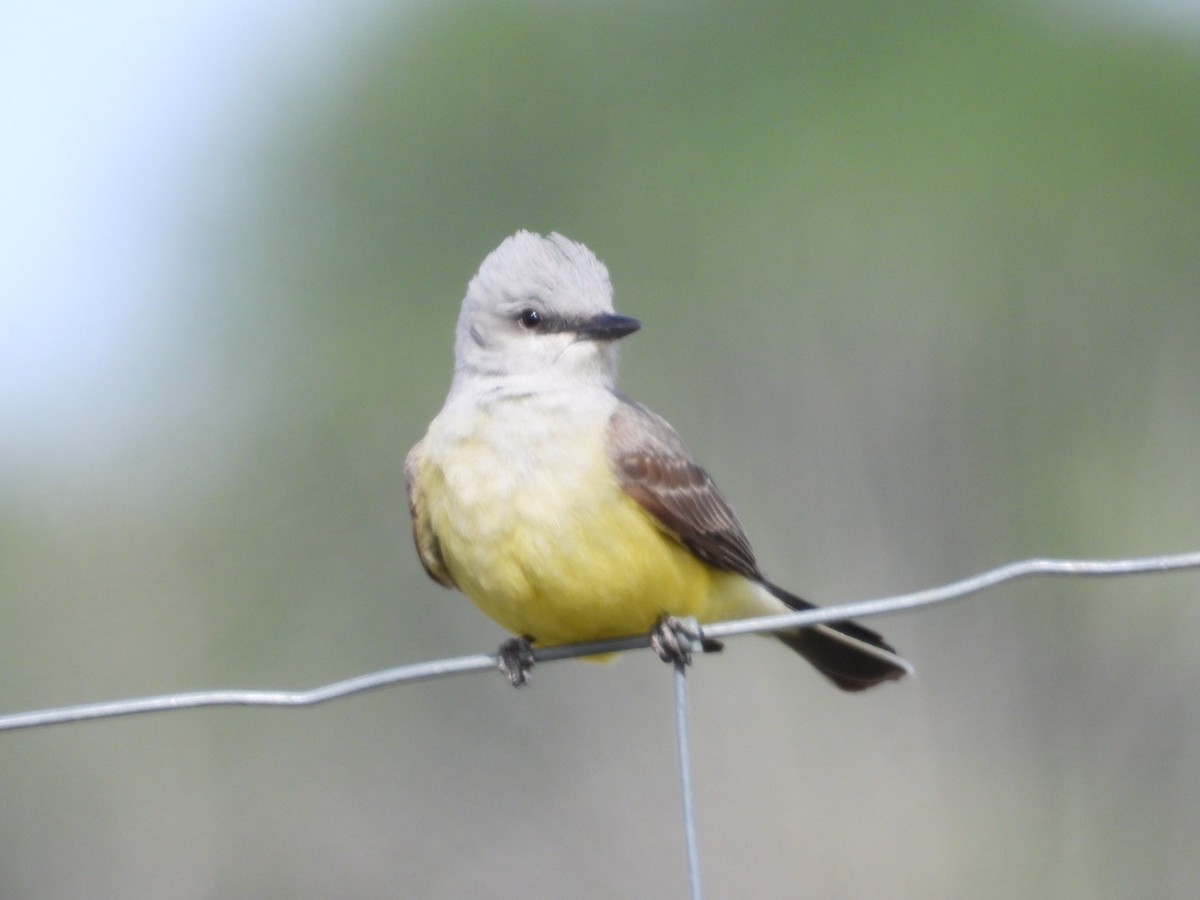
(3, 2, 1199, 897)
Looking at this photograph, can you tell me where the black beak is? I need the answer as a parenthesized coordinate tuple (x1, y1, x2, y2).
(576, 313, 642, 342)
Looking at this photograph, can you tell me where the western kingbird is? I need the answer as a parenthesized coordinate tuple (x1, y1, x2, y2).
(406, 231, 911, 690)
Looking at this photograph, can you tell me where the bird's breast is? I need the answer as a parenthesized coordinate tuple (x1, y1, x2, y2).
(418, 394, 713, 643)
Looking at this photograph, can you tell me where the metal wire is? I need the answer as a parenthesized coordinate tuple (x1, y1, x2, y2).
(674, 656, 703, 900)
(2, 551, 1198, 900)
(702, 551, 1200, 642)
(1, 551, 1197, 733)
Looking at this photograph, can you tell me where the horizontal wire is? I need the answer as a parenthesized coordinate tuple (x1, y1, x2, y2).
(702, 550, 1200, 641)
(1, 551, 1197, 733)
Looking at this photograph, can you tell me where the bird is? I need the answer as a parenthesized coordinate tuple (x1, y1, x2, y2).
(405, 231, 911, 690)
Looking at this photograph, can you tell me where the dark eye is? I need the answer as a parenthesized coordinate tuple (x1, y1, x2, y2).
(517, 308, 541, 329)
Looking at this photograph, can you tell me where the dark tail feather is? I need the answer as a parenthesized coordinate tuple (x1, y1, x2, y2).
(764, 581, 912, 692)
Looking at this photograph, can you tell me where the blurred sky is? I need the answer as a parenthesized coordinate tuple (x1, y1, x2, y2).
(0, 1, 385, 470)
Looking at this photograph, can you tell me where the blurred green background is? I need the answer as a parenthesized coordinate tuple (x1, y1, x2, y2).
(3, 0, 1199, 897)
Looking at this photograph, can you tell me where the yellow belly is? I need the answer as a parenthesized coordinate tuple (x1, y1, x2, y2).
(422, 418, 741, 646)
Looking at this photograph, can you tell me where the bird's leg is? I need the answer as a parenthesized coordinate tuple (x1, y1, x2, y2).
(650, 615, 723, 666)
(497, 636, 536, 687)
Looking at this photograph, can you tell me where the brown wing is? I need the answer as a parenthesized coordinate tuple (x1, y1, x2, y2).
(404, 440, 456, 588)
(606, 399, 762, 580)
(609, 400, 914, 692)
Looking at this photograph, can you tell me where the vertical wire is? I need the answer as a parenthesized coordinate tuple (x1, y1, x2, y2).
(674, 658, 703, 900)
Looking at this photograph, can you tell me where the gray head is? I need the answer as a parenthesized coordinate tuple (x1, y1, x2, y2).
(451, 231, 640, 390)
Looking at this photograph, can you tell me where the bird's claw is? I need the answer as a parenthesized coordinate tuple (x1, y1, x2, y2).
(497, 636, 536, 687)
(650, 616, 722, 666)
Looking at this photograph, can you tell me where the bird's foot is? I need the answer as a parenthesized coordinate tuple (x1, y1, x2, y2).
(497, 636, 536, 687)
(650, 616, 723, 666)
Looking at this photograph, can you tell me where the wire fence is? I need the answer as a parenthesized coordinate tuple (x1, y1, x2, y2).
(3, 551, 1199, 898)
